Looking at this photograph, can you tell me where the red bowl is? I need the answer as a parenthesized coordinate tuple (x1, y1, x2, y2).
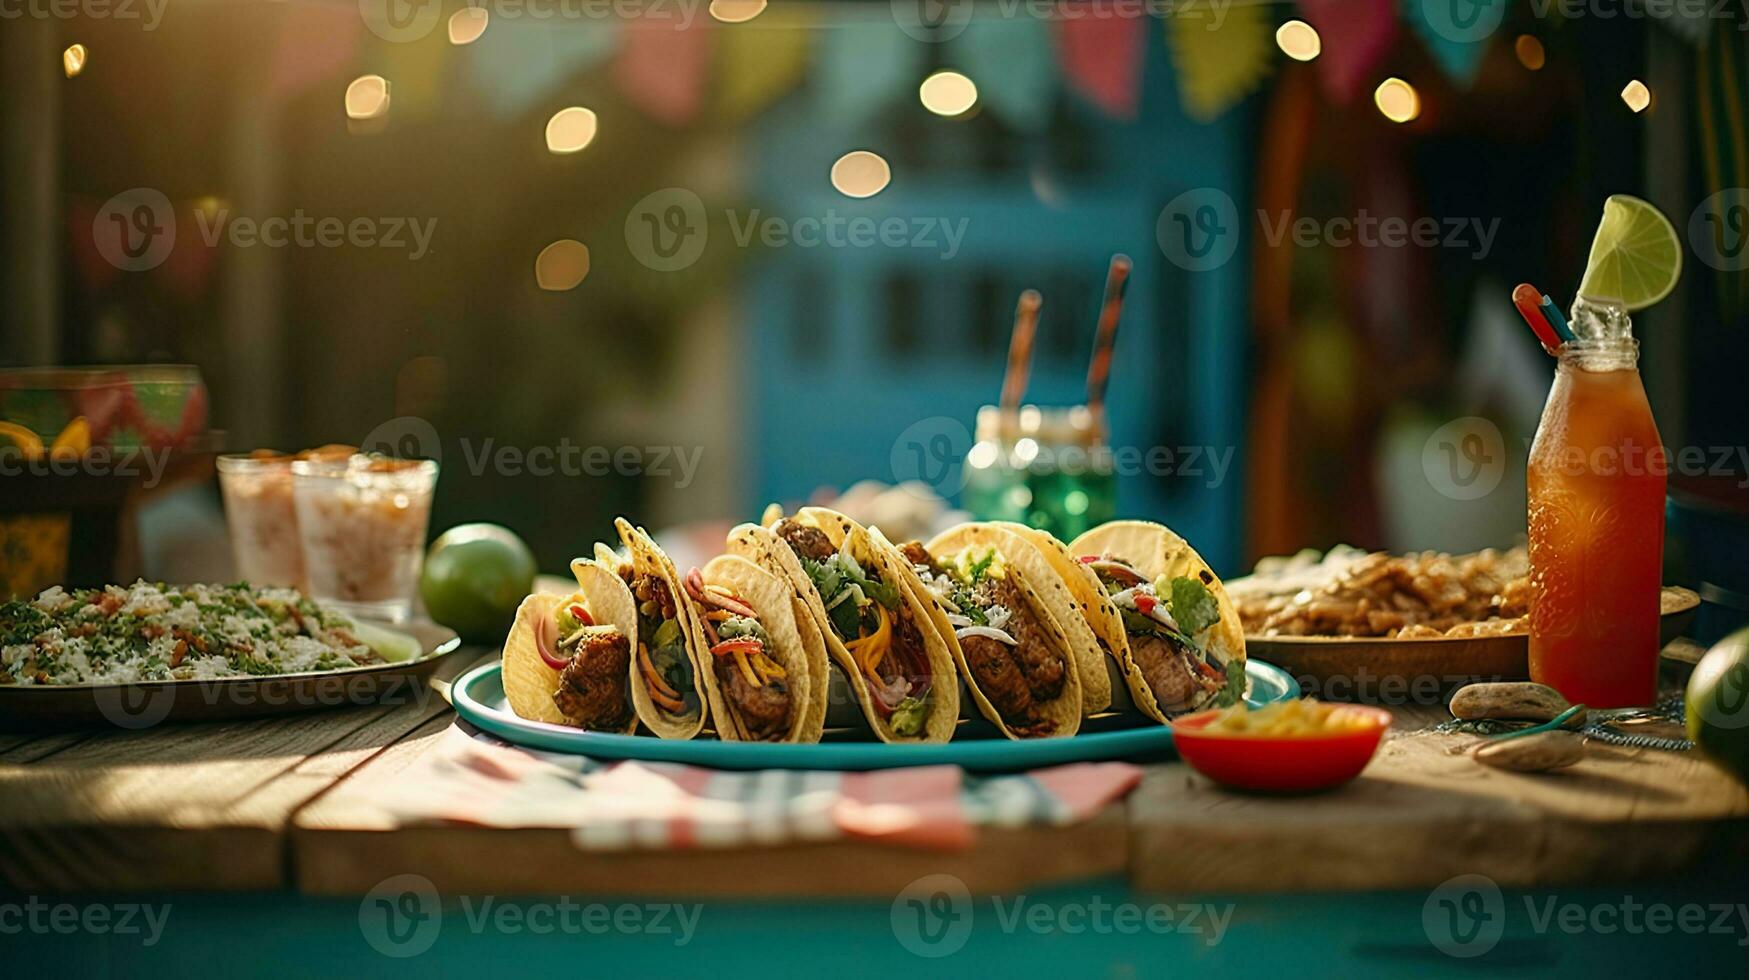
(1171, 705, 1393, 793)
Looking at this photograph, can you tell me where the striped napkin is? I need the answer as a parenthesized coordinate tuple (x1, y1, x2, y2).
(369, 724, 1143, 852)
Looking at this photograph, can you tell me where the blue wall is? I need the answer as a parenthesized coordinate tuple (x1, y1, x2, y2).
(742, 23, 1253, 572)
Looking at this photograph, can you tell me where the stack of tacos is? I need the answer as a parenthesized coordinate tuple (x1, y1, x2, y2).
(502, 513, 1247, 741)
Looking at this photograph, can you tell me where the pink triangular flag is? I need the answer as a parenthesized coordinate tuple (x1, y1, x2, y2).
(1297, 0, 1398, 104)
(1054, 9, 1146, 119)
(612, 19, 711, 126)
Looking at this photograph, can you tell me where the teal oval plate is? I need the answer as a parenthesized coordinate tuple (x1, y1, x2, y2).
(450, 659, 1297, 773)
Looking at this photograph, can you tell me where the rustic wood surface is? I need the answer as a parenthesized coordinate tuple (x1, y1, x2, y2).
(2, 649, 1746, 896)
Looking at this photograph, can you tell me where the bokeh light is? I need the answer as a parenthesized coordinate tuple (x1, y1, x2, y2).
(1275, 21, 1320, 62)
(344, 75, 391, 121)
(709, 0, 766, 22)
(1621, 79, 1652, 113)
(448, 8, 489, 45)
(545, 107, 598, 154)
(919, 71, 979, 117)
(535, 240, 591, 290)
(1514, 35, 1545, 71)
(830, 151, 891, 198)
(1374, 78, 1420, 124)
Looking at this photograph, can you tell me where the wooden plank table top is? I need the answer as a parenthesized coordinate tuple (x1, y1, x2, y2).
(3, 650, 1747, 896)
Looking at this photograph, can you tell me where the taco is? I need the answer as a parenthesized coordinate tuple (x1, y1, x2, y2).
(892, 524, 1084, 738)
(500, 558, 638, 733)
(1066, 520, 1247, 721)
(726, 506, 959, 743)
(611, 517, 711, 739)
(684, 555, 828, 743)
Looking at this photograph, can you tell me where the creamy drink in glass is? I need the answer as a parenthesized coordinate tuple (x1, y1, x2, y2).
(292, 454, 438, 622)
(216, 453, 306, 591)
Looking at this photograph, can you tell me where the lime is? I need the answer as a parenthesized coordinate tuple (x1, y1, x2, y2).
(420, 524, 537, 644)
(1686, 626, 1749, 787)
(1577, 194, 1682, 311)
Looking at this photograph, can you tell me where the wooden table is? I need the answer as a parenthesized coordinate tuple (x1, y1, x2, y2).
(7, 649, 1749, 977)
(4, 649, 1746, 898)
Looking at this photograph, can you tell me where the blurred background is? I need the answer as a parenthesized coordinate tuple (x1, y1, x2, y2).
(2, 0, 1747, 589)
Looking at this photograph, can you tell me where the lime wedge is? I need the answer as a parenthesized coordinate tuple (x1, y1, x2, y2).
(1577, 194, 1682, 311)
(350, 621, 423, 663)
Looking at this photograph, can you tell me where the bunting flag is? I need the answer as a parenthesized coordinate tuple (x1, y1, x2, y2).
(1167, 1, 1275, 122)
(1054, 6, 1147, 119)
(613, 19, 712, 126)
(1297, 0, 1398, 104)
(470, 22, 619, 119)
(953, 15, 1056, 132)
(1402, 0, 1492, 87)
(267, 4, 361, 100)
(816, 20, 921, 130)
(716, 12, 818, 122)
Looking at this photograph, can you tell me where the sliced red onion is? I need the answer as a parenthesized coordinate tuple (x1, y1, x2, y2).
(535, 613, 569, 670)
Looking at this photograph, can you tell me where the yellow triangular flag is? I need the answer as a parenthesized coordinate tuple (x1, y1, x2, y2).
(716, 11, 817, 123)
(1167, 3, 1274, 122)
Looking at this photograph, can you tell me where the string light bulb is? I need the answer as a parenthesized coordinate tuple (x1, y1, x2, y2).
(535, 240, 590, 290)
(1275, 21, 1320, 62)
(545, 107, 598, 154)
(1622, 80, 1652, 113)
(919, 71, 978, 117)
(63, 44, 87, 78)
(1514, 35, 1545, 71)
(1374, 78, 1420, 124)
(344, 75, 391, 121)
(449, 8, 488, 45)
(830, 151, 891, 198)
(709, 0, 766, 22)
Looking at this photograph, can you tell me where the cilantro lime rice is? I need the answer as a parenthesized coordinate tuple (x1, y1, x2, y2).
(1, 582, 383, 686)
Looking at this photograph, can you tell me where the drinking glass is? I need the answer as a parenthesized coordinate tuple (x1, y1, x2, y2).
(292, 454, 437, 622)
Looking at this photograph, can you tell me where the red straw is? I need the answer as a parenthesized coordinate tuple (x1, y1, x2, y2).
(1000, 290, 1042, 415)
(1512, 282, 1563, 355)
(1085, 255, 1132, 438)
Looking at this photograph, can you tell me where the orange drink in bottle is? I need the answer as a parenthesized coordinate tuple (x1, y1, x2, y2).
(1527, 301, 1666, 708)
